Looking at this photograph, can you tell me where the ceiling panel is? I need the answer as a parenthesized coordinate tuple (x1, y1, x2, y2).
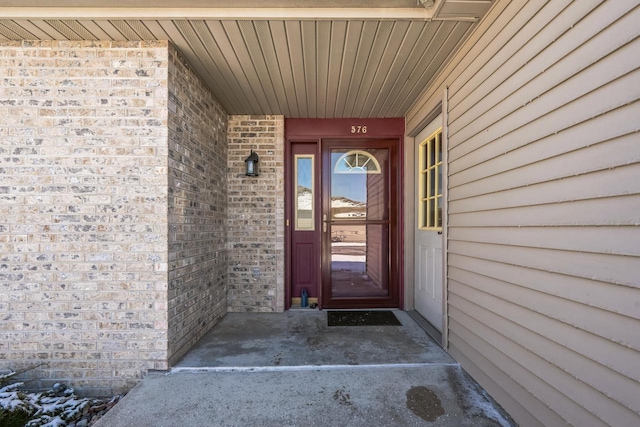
(325, 20, 347, 118)
(190, 20, 241, 111)
(10, 19, 52, 39)
(368, 21, 424, 116)
(236, 20, 281, 113)
(333, 20, 363, 118)
(377, 20, 441, 117)
(223, 20, 272, 114)
(0, 20, 37, 39)
(360, 20, 412, 117)
(351, 21, 394, 118)
(342, 20, 377, 118)
(300, 20, 317, 118)
(206, 20, 260, 113)
(92, 20, 128, 39)
(255, 20, 292, 116)
(0, 0, 492, 118)
(285, 21, 307, 117)
(315, 20, 331, 118)
(392, 21, 472, 116)
(271, 20, 300, 117)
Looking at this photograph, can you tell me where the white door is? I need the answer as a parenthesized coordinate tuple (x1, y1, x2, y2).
(414, 115, 444, 331)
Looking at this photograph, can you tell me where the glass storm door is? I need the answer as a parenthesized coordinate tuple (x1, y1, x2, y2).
(321, 140, 399, 308)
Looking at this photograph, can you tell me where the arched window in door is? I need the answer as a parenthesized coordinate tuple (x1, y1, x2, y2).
(333, 150, 382, 174)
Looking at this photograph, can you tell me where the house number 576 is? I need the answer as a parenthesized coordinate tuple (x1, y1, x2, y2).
(351, 125, 367, 134)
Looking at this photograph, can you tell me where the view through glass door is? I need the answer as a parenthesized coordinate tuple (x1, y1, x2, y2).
(321, 140, 398, 308)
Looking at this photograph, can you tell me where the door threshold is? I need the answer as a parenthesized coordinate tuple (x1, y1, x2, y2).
(324, 308, 400, 311)
(288, 306, 320, 311)
(407, 310, 443, 346)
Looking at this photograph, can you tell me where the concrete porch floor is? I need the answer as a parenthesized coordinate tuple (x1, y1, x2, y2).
(95, 311, 515, 427)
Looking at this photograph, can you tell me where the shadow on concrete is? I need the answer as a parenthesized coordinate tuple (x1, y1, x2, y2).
(175, 310, 452, 368)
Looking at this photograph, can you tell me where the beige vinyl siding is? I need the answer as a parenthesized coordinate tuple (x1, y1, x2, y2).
(407, 0, 640, 426)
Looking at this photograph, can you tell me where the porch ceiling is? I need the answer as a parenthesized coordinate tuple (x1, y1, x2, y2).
(0, 0, 493, 118)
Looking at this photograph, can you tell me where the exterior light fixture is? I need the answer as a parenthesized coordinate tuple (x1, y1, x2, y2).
(245, 150, 259, 176)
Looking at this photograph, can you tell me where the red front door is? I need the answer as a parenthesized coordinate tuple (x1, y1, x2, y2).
(285, 118, 404, 310)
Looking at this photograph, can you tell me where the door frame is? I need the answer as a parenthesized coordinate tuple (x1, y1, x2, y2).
(404, 96, 448, 348)
(321, 138, 399, 309)
(285, 118, 405, 310)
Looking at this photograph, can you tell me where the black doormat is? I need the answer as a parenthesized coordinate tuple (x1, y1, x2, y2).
(327, 311, 402, 326)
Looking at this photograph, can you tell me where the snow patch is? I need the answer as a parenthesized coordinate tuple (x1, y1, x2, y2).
(449, 366, 514, 427)
(331, 255, 366, 262)
(1, 372, 116, 427)
(297, 191, 312, 210)
(331, 197, 365, 208)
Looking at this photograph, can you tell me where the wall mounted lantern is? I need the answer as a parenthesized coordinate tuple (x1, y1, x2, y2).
(245, 150, 259, 176)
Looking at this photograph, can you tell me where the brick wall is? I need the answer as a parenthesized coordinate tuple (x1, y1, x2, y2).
(227, 116, 285, 312)
(0, 40, 170, 395)
(167, 45, 228, 364)
(0, 40, 278, 393)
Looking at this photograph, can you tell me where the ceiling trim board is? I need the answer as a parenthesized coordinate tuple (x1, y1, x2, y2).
(0, 8, 436, 21)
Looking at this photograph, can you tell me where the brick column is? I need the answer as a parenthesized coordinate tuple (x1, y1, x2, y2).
(0, 40, 230, 395)
(227, 115, 285, 312)
(0, 40, 170, 394)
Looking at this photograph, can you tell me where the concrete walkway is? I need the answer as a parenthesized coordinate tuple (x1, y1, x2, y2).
(95, 311, 514, 427)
